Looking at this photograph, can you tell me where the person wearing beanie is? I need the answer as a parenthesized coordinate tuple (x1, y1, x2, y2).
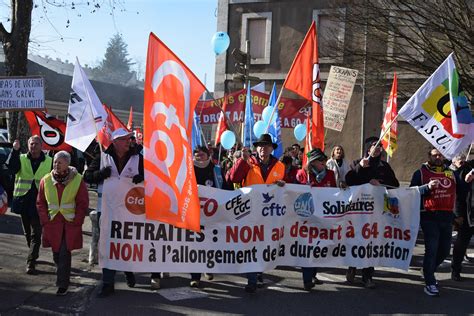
(295, 148, 336, 291)
(345, 137, 399, 289)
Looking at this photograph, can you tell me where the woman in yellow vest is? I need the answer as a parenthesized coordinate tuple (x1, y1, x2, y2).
(227, 133, 285, 293)
(36, 151, 89, 296)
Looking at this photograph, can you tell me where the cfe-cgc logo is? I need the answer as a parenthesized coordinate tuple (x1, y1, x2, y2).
(225, 194, 251, 220)
(125, 187, 145, 215)
(294, 193, 314, 217)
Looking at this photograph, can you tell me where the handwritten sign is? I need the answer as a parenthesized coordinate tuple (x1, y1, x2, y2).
(322, 66, 358, 131)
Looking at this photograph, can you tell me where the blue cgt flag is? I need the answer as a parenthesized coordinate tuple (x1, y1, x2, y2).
(243, 83, 255, 147)
(267, 82, 283, 158)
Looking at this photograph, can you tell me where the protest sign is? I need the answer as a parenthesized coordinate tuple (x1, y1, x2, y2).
(100, 178, 420, 273)
(0, 76, 45, 110)
(322, 66, 358, 131)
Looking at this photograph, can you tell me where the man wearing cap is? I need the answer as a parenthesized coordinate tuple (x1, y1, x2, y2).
(84, 128, 148, 297)
(345, 136, 399, 289)
(227, 133, 285, 293)
(296, 148, 336, 290)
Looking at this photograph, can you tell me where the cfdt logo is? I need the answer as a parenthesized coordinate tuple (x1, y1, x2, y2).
(383, 194, 399, 218)
(294, 193, 314, 217)
(125, 187, 145, 215)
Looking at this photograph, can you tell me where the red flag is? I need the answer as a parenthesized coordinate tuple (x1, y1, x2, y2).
(97, 105, 128, 149)
(283, 21, 324, 151)
(143, 33, 206, 232)
(214, 94, 229, 146)
(380, 73, 398, 157)
(127, 106, 133, 130)
(24, 111, 72, 151)
(134, 128, 143, 145)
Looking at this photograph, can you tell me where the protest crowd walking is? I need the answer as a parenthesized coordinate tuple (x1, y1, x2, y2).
(0, 10, 473, 315)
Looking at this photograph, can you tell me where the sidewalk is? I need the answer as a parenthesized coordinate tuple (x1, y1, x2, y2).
(0, 192, 102, 315)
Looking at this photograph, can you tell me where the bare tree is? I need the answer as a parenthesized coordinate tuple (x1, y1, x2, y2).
(328, 0, 473, 98)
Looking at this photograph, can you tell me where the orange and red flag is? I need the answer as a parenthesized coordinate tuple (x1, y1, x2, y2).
(127, 106, 133, 130)
(283, 21, 324, 151)
(143, 33, 206, 232)
(380, 73, 398, 157)
(97, 105, 129, 149)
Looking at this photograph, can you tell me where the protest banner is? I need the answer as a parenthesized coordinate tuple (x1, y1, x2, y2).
(196, 89, 309, 128)
(0, 76, 45, 110)
(100, 178, 420, 273)
(322, 66, 358, 132)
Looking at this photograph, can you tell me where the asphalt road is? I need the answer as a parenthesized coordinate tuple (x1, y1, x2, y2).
(1, 192, 473, 315)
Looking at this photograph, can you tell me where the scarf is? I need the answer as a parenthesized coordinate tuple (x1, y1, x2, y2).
(194, 158, 211, 169)
(311, 166, 327, 183)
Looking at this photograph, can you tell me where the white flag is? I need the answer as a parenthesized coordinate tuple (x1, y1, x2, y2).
(398, 53, 471, 160)
(65, 58, 107, 152)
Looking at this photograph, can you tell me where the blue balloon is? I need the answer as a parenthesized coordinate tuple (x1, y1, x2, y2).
(262, 106, 277, 125)
(294, 123, 306, 141)
(220, 130, 236, 149)
(211, 32, 230, 55)
(253, 121, 266, 138)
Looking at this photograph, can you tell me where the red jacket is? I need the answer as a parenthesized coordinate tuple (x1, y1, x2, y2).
(296, 169, 337, 188)
(36, 168, 89, 252)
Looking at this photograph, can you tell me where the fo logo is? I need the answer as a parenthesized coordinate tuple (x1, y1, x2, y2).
(125, 187, 145, 215)
(294, 193, 314, 217)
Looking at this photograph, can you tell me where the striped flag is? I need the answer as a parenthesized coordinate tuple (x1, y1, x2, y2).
(380, 73, 398, 157)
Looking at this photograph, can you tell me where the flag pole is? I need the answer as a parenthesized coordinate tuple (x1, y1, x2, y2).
(264, 87, 285, 134)
(467, 143, 473, 161)
(369, 113, 399, 157)
(386, 129, 391, 163)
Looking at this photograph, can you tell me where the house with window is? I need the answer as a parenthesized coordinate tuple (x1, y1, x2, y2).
(214, 0, 455, 180)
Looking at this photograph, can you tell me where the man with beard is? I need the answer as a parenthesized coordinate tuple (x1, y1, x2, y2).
(410, 148, 456, 297)
(345, 137, 399, 289)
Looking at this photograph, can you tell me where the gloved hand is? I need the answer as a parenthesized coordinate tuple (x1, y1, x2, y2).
(132, 174, 144, 184)
(99, 166, 112, 180)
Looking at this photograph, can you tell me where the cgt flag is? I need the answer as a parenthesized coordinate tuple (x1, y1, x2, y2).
(399, 53, 472, 159)
(143, 33, 206, 232)
(214, 95, 229, 146)
(283, 21, 324, 151)
(380, 73, 398, 157)
(24, 111, 72, 151)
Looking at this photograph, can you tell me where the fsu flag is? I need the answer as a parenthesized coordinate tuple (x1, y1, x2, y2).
(24, 111, 71, 151)
(399, 53, 472, 159)
(97, 105, 129, 149)
(283, 21, 324, 151)
(143, 33, 206, 232)
(214, 95, 228, 146)
(380, 73, 398, 157)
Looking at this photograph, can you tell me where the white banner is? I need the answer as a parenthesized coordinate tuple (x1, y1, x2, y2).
(322, 66, 358, 131)
(99, 178, 420, 273)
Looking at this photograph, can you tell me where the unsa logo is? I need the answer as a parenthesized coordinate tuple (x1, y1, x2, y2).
(125, 187, 145, 215)
(294, 193, 314, 217)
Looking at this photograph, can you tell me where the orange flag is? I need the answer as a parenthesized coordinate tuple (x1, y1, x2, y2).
(97, 105, 128, 149)
(283, 21, 324, 151)
(380, 73, 398, 157)
(143, 33, 206, 232)
(214, 94, 228, 146)
(127, 106, 133, 130)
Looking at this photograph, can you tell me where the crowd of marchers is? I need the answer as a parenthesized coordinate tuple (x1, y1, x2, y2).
(1, 130, 473, 298)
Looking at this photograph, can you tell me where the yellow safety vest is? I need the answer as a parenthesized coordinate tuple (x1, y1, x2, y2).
(43, 173, 82, 222)
(13, 154, 52, 197)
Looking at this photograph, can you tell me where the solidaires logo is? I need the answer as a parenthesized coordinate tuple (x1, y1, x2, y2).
(294, 193, 314, 217)
(125, 187, 145, 215)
